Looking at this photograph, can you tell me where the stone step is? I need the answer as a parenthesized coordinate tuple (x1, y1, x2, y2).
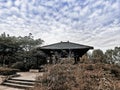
(7, 80, 35, 85)
(10, 78, 41, 83)
(3, 82, 34, 89)
(10, 78, 35, 82)
(2, 78, 37, 89)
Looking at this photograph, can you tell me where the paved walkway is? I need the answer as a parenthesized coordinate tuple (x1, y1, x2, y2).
(0, 72, 43, 90)
(13, 72, 43, 80)
(0, 85, 24, 90)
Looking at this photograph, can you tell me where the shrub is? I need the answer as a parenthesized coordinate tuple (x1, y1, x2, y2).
(111, 66, 120, 79)
(85, 65, 94, 70)
(35, 64, 77, 90)
(11, 62, 25, 71)
(29, 59, 120, 90)
(0, 67, 19, 75)
(60, 58, 74, 64)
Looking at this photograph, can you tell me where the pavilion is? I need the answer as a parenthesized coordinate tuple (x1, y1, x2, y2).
(37, 41, 93, 64)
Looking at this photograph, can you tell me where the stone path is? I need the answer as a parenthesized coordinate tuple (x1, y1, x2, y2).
(0, 85, 24, 90)
(12, 72, 43, 80)
(0, 72, 43, 90)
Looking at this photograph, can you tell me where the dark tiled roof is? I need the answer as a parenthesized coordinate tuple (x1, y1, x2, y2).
(40, 41, 93, 50)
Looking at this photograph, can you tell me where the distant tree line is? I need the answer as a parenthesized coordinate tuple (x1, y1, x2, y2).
(88, 47, 120, 65)
(0, 32, 45, 71)
(0, 32, 120, 71)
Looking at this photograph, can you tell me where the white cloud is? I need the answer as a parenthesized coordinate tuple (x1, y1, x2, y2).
(14, 0, 21, 7)
(5, 0, 13, 8)
(0, 0, 120, 50)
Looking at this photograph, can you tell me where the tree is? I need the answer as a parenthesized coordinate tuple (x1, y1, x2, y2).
(18, 33, 44, 51)
(0, 32, 44, 67)
(105, 47, 120, 64)
(0, 32, 21, 66)
(92, 49, 104, 63)
(105, 49, 113, 64)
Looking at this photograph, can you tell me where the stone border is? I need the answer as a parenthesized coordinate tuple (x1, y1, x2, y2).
(29, 69, 40, 73)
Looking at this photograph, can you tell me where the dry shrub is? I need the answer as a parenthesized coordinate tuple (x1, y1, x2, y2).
(35, 64, 77, 90)
(110, 66, 120, 79)
(30, 59, 120, 90)
(60, 58, 74, 64)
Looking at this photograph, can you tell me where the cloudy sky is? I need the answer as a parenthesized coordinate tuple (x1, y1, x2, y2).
(0, 0, 120, 50)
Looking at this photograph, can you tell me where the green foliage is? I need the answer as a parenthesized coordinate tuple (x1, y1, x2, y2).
(92, 49, 105, 63)
(91, 48, 120, 64)
(0, 35, 20, 55)
(18, 33, 44, 51)
(92, 49, 104, 59)
(0, 32, 44, 68)
(11, 62, 25, 71)
(11, 61, 41, 71)
(105, 47, 120, 64)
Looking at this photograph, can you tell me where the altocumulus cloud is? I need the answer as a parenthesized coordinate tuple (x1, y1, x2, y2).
(0, 0, 120, 50)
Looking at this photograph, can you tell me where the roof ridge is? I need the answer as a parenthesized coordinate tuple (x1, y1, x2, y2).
(40, 41, 93, 49)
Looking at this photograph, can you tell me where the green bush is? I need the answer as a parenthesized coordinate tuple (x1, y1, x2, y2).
(11, 62, 25, 71)
(11, 61, 39, 71)
(0, 67, 19, 75)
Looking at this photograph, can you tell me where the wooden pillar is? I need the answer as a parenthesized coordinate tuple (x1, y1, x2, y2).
(73, 51, 79, 64)
(68, 49, 71, 60)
